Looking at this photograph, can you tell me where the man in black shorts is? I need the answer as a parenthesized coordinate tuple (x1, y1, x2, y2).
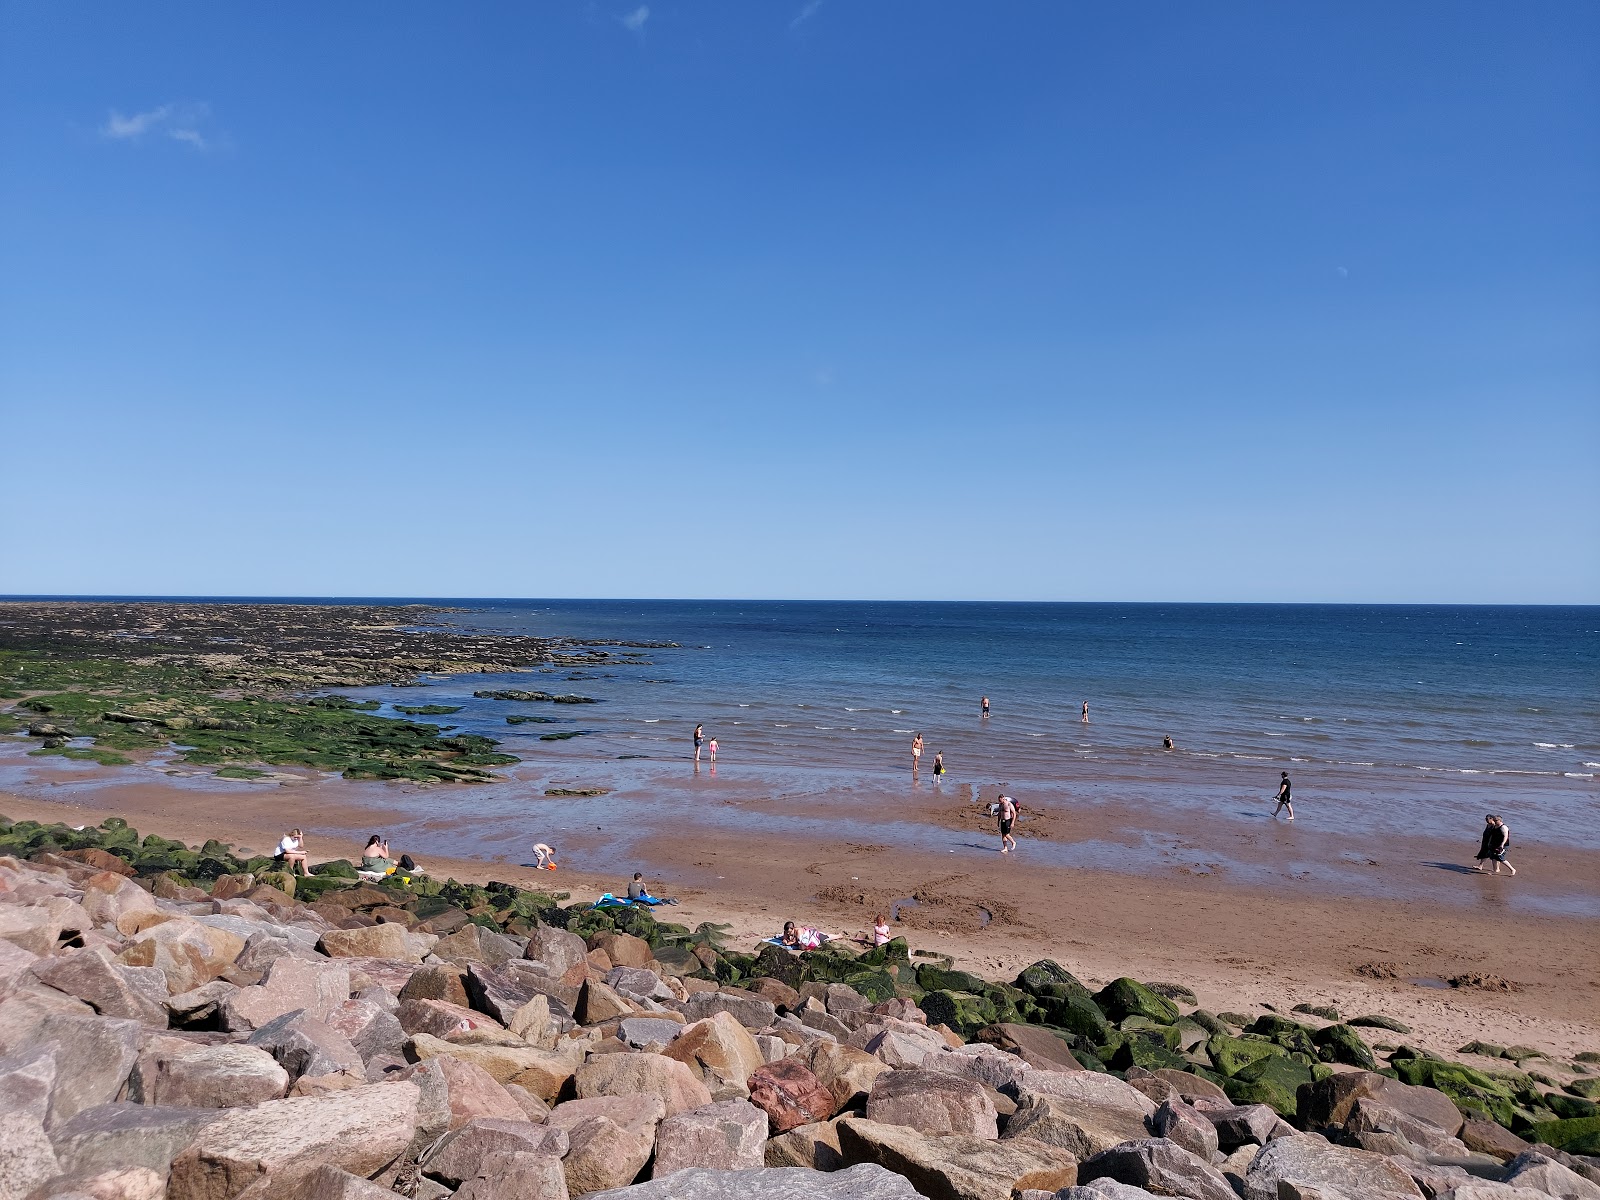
(1272, 771, 1294, 820)
(997, 793, 1018, 854)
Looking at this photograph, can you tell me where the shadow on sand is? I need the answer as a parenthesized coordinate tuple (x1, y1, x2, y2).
(1422, 861, 1486, 875)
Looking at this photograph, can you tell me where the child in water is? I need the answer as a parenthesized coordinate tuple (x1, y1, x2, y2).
(932, 752, 945, 779)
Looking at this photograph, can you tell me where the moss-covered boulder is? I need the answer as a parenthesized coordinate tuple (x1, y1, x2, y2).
(1015, 960, 1090, 997)
(1207, 1032, 1283, 1077)
(1392, 1059, 1518, 1127)
(1250, 1014, 1318, 1057)
(1312, 1024, 1376, 1070)
(1224, 1053, 1314, 1117)
(1528, 1115, 1600, 1155)
(750, 943, 805, 989)
(1094, 978, 1179, 1025)
(1111, 1037, 1189, 1073)
(919, 990, 997, 1037)
(1120, 1016, 1181, 1050)
(916, 963, 989, 994)
(311, 858, 359, 878)
(1567, 1077, 1600, 1100)
(1546, 1094, 1598, 1121)
(1036, 991, 1111, 1043)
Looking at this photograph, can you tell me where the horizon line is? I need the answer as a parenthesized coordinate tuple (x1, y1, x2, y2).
(0, 594, 1595, 609)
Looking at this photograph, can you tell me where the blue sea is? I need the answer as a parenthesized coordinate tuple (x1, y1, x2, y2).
(6, 599, 1598, 910)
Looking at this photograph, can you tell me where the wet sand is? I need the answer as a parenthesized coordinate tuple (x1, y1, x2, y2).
(6, 771, 1597, 1065)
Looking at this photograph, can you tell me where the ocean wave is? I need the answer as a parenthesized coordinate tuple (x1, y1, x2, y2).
(891, 709, 905, 714)
(643, 719, 660, 723)
(1533, 742, 1576, 749)
(1565, 772, 1595, 779)
(1586, 762, 1600, 769)
(893, 728, 913, 734)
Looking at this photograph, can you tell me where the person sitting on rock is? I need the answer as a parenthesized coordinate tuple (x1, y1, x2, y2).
(626, 871, 679, 905)
(274, 829, 309, 876)
(360, 835, 391, 873)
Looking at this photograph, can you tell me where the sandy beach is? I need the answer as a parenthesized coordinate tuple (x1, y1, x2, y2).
(6, 773, 1596, 1070)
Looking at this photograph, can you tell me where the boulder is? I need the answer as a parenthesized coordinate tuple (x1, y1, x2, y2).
(664, 1011, 764, 1099)
(0, 1045, 57, 1124)
(1077, 1138, 1236, 1200)
(1502, 1149, 1600, 1199)
(1298, 1069, 1465, 1137)
(1093, 979, 1178, 1025)
(1242, 1134, 1426, 1200)
(1202, 1102, 1279, 1149)
(47, 1103, 224, 1177)
(765, 1120, 846, 1169)
(1347, 1096, 1467, 1153)
(129, 1041, 289, 1108)
(1462, 1119, 1532, 1162)
(78, 873, 161, 935)
(452, 1150, 569, 1200)
(407, 1033, 576, 1102)
(1004, 1070, 1157, 1159)
(1223, 1052, 1314, 1117)
(228, 1163, 397, 1200)
(1150, 1098, 1220, 1159)
(547, 1095, 667, 1194)
(971, 1023, 1082, 1072)
(38, 1012, 143, 1128)
(398, 964, 470, 1008)
(397, 1055, 530, 1144)
(574, 1052, 712, 1117)
(247, 1010, 366, 1082)
(220, 957, 351, 1032)
(430, 924, 521, 969)
(420, 1117, 569, 1187)
(747, 1058, 836, 1133)
(120, 914, 243, 978)
(804, 1041, 891, 1111)
(589, 1163, 922, 1199)
(866, 1068, 998, 1138)
(590, 931, 652, 968)
(464, 962, 549, 1025)
(525, 926, 588, 977)
(28, 1164, 169, 1200)
(166, 1082, 421, 1200)
(509, 993, 561, 1047)
(31, 947, 167, 1026)
(0, 1111, 60, 1200)
(654, 1099, 769, 1175)
(681, 990, 778, 1031)
(608, 966, 670, 1002)
(837, 1116, 1079, 1200)
(1153, 1068, 1227, 1102)
(318, 923, 416, 961)
(323, 999, 407, 1064)
(578, 978, 634, 1024)
(620, 1017, 686, 1049)
(396, 997, 492, 1039)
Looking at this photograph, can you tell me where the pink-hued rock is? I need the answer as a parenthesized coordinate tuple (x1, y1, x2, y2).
(165, 1083, 421, 1200)
(573, 1053, 712, 1117)
(866, 1068, 998, 1138)
(664, 1011, 765, 1099)
(652, 1099, 769, 1175)
(398, 1055, 531, 1144)
(747, 1059, 836, 1134)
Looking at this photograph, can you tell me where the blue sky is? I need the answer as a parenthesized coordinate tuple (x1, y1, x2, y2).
(2, 2, 1596, 602)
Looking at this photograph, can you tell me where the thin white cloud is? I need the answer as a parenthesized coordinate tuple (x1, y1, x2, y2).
(99, 101, 214, 150)
(102, 105, 173, 139)
(619, 5, 649, 34)
(790, 0, 824, 30)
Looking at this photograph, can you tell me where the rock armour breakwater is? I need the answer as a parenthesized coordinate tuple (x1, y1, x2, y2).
(2, 812, 1598, 1200)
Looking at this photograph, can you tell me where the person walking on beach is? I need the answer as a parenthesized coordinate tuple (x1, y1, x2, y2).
(911, 733, 923, 773)
(997, 792, 1019, 853)
(693, 724, 704, 763)
(932, 751, 945, 780)
(533, 842, 558, 871)
(1272, 771, 1294, 820)
(1474, 815, 1516, 875)
(981, 696, 990, 718)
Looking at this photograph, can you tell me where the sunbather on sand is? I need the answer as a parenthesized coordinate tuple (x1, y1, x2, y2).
(626, 871, 679, 905)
